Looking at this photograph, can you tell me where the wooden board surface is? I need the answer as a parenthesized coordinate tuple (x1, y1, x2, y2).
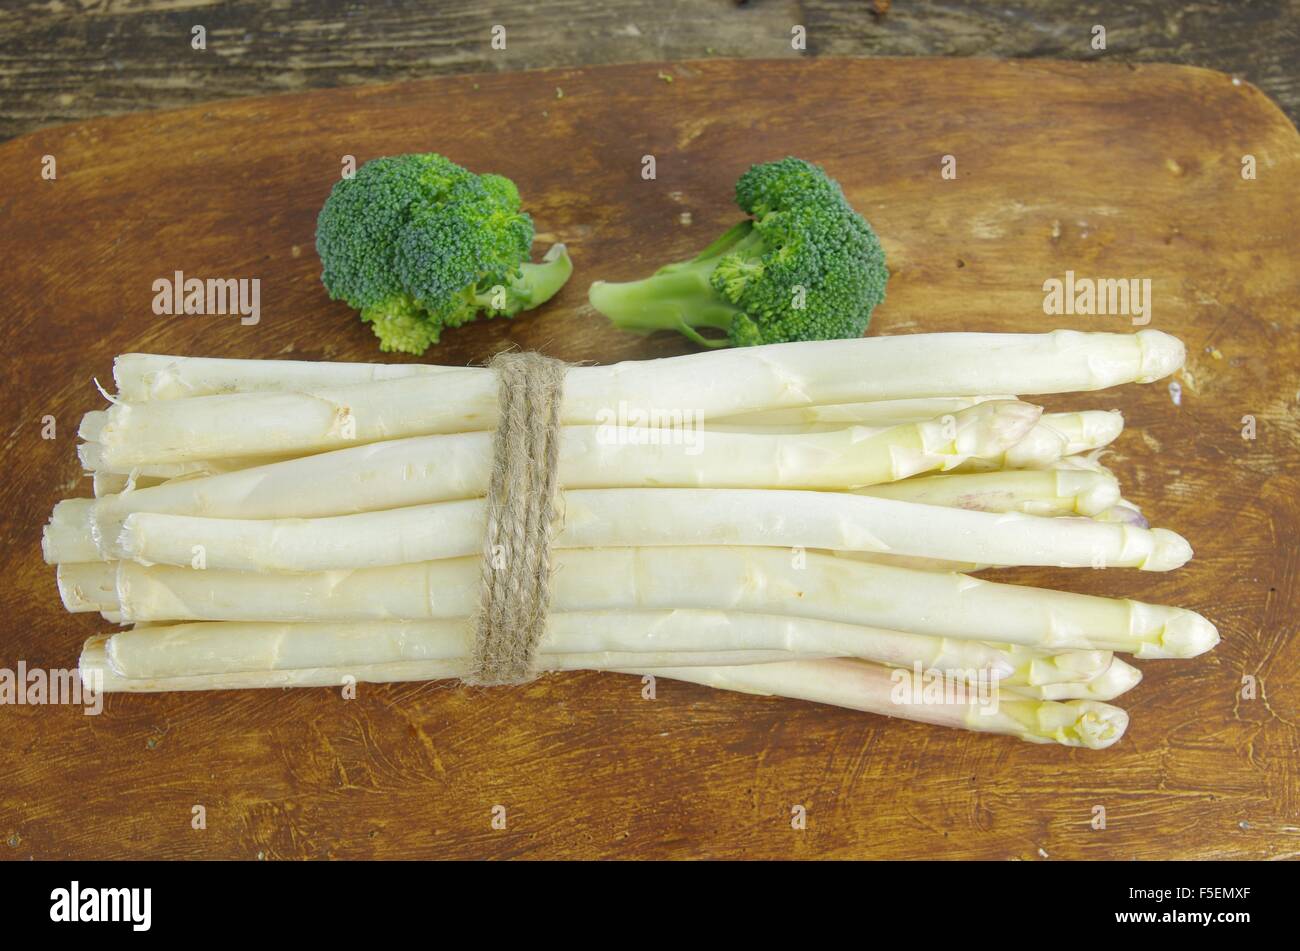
(1, 58, 1297, 860)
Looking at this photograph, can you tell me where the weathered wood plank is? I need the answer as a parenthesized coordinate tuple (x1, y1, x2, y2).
(0, 1, 1297, 141)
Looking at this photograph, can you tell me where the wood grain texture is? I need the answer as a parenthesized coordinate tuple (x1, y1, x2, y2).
(1, 0, 1298, 141)
(0, 58, 1298, 860)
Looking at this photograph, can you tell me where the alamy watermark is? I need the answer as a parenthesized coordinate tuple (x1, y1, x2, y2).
(595, 401, 705, 455)
(1042, 270, 1151, 325)
(0, 663, 102, 715)
(152, 270, 260, 325)
(889, 662, 1000, 716)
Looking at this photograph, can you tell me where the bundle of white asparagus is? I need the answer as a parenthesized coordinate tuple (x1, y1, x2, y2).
(45, 330, 1217, 748)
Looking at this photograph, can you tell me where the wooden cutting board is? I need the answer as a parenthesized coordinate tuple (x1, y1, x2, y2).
(1, 58, 1297, 860)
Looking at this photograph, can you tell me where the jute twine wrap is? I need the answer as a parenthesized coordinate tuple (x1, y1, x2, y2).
(465, 351, 569, 686)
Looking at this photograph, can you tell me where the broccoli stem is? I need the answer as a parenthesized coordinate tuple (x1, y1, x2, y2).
(588, 262, 744, 347)
(512, 243, 574, 308)
(472, 242, 573, 316)
(588, 222, 766, 347)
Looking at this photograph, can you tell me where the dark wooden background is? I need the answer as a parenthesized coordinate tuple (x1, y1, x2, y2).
(0, 55, 1297, 860)
(1, 0, 1298, 142)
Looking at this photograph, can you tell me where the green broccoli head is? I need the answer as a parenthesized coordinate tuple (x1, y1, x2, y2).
(316, 153, 572, 354)
(587, 157, 887, 347)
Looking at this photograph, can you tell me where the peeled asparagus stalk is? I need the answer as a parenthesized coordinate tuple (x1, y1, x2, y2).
(858, 468, 1120, 517)
(62, 546, 1219, 658)
(97, 614, 1136, 701)
(79, 439, 296, 479)
(633, 659, 1130, 749)
(94, 612, 1019, 680)
(76, 637, 1128, 748)
(92, 331, 1183, 467)
(112, 353, 453, 402)
(78, 637, 795, 691)
(102, 486, 1192, 573)
(109, 331, 1180, 411)
(46, 402, 1040, 564)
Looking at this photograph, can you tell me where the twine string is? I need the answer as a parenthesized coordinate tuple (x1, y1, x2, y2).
(465, 351, 568, 686)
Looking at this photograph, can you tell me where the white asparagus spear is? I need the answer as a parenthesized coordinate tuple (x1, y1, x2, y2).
(630, 659, 1130, 749)
(109, 330, 1181, 410)
(92, 331, 1183, 466)
(66, 547, 1220, 658)
(115, 357, 998, 421)
(858, 468, 1120, 517)
(106, 486, 1192, 572)
(81, 420, 1123, 501)
(113, 353, 453, 401)
(102, 620, 1124, 698)
(77, 636, 793, 688)
(85, 400, 1035, 492)
(1001, 656, 1142, 702)
(78, 409, 1097, 478)
(98, 613, 1017, 679)
(79, 440, 297, 479)
(76, 638, 1127, 747)
(46, 402, 1040, 563)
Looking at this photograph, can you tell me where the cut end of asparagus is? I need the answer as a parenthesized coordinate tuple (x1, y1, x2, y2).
(56, 561, 117, 613)
(79, 635, 111, 694)
(1142, 528, 1193, 571)
(1135, 609, 1220, 659)
(78, 410, 108, 442)
(1135, 330, 1186, 383)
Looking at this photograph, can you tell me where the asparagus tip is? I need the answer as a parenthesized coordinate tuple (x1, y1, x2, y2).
(1088, 408, 1126, 446)
(1135, 330, 1186, 382)
(1144, 528, 1193, 571)
(1071, 701, 1130, 749)
(1138, 610, 1219, 659)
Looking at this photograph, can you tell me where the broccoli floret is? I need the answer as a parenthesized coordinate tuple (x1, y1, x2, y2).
(316, 153, 572, 354)
(587, 157, 887, 347)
